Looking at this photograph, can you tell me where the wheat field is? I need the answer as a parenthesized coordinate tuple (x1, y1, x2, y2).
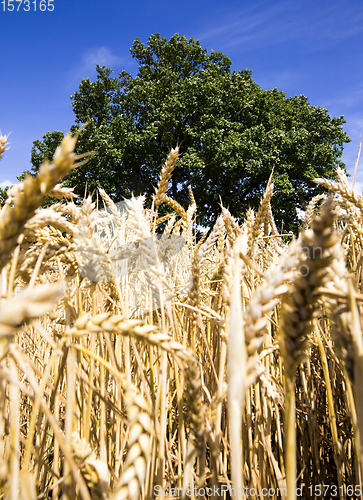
(0, 131, 362, 500)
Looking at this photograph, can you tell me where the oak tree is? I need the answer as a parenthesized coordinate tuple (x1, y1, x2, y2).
(30, 33, 350, 232)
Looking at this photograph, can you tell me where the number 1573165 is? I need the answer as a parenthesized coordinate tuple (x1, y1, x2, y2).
(1, 0, 54, 11)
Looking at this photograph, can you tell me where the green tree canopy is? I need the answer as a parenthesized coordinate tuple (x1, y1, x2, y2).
(29, 33, 350, 232)
(30, 130, 65, 173)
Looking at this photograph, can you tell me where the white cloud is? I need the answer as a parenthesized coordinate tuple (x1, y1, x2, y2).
(81, 47, 123, 70)
(199, 1, 293, 49)
(65, 47, 125, 90)
(198, 0, 363, 53)
(0, 180, 14, 188)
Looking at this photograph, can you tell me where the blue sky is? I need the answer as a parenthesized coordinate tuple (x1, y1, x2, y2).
(1, 0, 363, 192)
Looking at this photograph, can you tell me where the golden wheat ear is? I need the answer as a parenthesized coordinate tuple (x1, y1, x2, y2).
(279, 197, 337, 378)
(154, 147, 179, 206)
(304, 194, 326, 229)
(110, 380, 154, 500)
(0, 132, 92, 272)
(314, 172, 363, 215)
(251, 175, 274, 241)
(0, 284, 63, 338)
(0, 133, 9, 161)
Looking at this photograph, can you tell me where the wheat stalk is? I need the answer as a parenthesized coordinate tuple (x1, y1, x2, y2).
(67, 313, 193, 364)
(279, 197, 337, 500)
